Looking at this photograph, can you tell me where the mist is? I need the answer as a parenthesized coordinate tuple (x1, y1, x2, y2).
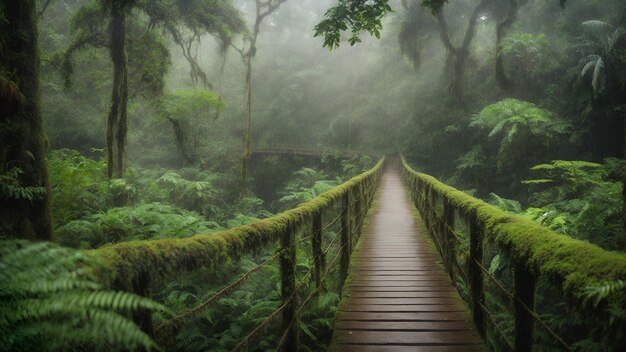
(2, 0, 625, 351)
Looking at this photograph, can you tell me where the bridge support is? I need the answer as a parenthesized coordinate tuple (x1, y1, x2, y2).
(468, 214, 485, 338)
(312, 212, 324, 288)
(280, 225, 298, 351)
(353, 187, 363, 241)
(132, 274, 155, 340)
(340, 192, 351, 291)
(442, 198, 456, 284)
(514, 265, 536, 352)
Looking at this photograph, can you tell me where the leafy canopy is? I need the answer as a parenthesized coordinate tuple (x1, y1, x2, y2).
(314, 0, 392, 49)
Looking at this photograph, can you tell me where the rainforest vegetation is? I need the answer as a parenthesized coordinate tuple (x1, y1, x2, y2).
(1, 0, 625, 351)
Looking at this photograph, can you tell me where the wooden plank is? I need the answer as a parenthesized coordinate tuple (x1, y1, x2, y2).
(335, 312, 469, 321)
(339, 304, 467, 312)
(351, 270, 444, 275)
(344, 291, 458, 298)
(333, 331, 484, 345)
(349, 265, 442, 270)
(334, 320, 475, 331)
(345, 286, 456, 292)
(342, 297, 464, 306)
(353, 275, 450, 281)
(330, 345, 486, 352)
(348, 280, 452, 287)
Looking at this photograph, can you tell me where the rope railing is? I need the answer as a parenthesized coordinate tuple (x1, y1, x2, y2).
(156, 249, 285, 332)
(277, 239, 351, 352)
(87, 157, 385, 351)
(401, 156, 626, 352)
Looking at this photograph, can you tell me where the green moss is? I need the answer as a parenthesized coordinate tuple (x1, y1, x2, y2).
(401, 157, 626, 309)
(87, 158, 385, 290)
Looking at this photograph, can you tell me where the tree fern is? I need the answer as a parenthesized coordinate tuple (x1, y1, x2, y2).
(0, 240, 169, 351)
(577, 20, 626, 99)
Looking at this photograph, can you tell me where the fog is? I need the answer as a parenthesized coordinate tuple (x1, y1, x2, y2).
(2, 1, 626, 351)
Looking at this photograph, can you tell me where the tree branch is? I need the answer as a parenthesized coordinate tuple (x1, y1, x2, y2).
(38, 0, 54, 18)
(436, 11, 455, 52)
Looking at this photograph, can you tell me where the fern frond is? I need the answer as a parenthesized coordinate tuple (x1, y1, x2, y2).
(591, 57, 606, 95)
(581, 20, 613, 38)
(581, 280, 625, 307)
(1, 240, 166, 351)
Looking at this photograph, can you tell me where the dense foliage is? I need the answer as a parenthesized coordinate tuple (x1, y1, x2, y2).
(0, 240, 169, 351)
(2, 0, 626, 350)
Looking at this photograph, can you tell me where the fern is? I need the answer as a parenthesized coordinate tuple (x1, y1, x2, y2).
(0, 167, 46, 201)
(487, 193, 522, 214)
(0, 239, 169, 351)
(581, 280, 626, 307)
(577, 20, 626, 99)
(47, 149, 109, 228)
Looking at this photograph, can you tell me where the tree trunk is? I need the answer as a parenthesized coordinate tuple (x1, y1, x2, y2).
(435, 0, 492, 106)
(241, 56, 252, 196)
(0, 0, 53, 240)
(623, 97, 626, 247)
(107, 5, 129, 179)
(451, 49, 467, 105)
(166, 117, 193, 166)
(495, 0, 518, 90)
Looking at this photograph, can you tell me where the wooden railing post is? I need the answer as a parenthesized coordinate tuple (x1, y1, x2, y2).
(312, 211, 324, 288)
(443, 198, 455, 283)
(468, 213, 485, 338)
(340, 192, 351, 289)
(414, 179, 422, 214)
(514, 264, 536, 352)
(280, 225, 298, 351)
(132, 275, 154, 338)
(354, 186, 363, 239)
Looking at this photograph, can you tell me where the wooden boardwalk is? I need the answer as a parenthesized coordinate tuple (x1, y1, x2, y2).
(329, 161, 485, 351)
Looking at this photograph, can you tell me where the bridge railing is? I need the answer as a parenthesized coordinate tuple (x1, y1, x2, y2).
(86, 158, 385, 351)
(401, 157, 626, 352)
(251, 144, 359, 158)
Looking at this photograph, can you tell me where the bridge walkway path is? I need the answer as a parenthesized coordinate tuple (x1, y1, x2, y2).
(329, 160, 486, 352)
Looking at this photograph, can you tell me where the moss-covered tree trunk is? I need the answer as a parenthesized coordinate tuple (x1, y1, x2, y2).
(0, 0, 52, 240)
(622, 102, 626, 247)
(107, 4, 129, 179)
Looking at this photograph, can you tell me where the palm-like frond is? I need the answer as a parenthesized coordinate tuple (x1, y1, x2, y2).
(581, 20, 613, 41)
(0, 240, 168, 351)
(591, 56, 606, 95)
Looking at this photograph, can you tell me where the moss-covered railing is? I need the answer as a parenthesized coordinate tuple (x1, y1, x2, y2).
(401, 157, 626, 352)
(251, 144, 359, 158)
(87, 158, 384, 351)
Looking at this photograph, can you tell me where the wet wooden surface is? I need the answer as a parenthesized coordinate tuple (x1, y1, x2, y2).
(329, 160, 485, 351)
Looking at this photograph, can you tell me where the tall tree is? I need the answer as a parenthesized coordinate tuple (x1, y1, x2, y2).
(234, 0, 288, 196)
(494, 0, 523, 90)
(431, 0, 492, 104)
(107, 0, 130, 179)
(63, 0, 244, 179)
(0, 0, 52, 240)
